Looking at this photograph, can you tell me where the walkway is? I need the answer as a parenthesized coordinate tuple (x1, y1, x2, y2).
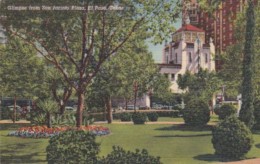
(219, 158, 260, 164)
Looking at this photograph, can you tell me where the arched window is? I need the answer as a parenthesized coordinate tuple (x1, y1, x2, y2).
(175, 53, 178, 63)
(205, 53, 208, 63)
(189, 52, 192, 63)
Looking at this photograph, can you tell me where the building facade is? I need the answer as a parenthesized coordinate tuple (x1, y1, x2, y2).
(159, 23, 215, 93)
(182, 0, 245, 70)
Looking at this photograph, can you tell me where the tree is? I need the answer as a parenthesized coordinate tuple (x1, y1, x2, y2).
(45, 68, 74, 114)
(177, 69, 222, 103)
(0, 37, 46, 122)
(239, 0, 255, 129)
(1, 0, 182, 127)
(37, 99, 58, 128)
(219, 3, 260, 97)
(89, 37, 168, 123)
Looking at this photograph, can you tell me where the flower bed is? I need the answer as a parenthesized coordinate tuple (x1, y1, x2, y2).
(8, 125, 110, 138)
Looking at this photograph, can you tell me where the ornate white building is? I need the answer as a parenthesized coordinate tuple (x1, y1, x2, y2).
(159, 22, 215, 93)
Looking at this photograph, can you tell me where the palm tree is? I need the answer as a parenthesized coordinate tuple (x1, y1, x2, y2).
(37, 99, 58, 128)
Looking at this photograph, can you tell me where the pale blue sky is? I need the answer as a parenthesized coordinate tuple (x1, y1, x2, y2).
(148, 43, 164, 63)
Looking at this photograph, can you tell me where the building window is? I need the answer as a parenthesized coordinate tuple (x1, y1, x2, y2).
(171, 74, 175, 81)
(166, 56, 169, 64)
(205, 53, 208, 63)
(189, 52, 192, 63)
(175, 53, 178, 64)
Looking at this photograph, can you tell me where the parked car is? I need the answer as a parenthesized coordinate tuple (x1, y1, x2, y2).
(126, 105, 139, 110)
(7, 105, 22, 112)
(139, 106, 149, 110)
(65, 106, 76, 112)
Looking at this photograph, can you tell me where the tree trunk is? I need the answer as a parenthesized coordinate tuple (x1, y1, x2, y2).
(76, 91, 84, 127)
(60, 103, 66, 115)
(47, 112, 51, 128)
(105, 96, 113, 124)
(125, 99, 128, 110)
(134, 90, 137, 112)
(13, 95, 16, 123)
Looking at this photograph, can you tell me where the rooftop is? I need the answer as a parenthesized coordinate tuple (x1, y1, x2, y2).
(175, 24, 204, 33)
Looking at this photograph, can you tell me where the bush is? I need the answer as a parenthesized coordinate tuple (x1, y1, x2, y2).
(0, 107, 21, 121)
(112, 112, 121, 120)
(88, 113, 106, 121)
(212, 116, 254, 159)
(120, 112, 132, 122)
(100, 146, 162, 164)
(46, 130, 100, 164)
(183, 99, 210, 126)
(10, 112, 21, 122)
(254, 101, 260, 130)
(215, 104, 237, 120)
(132, 112, 147, 124)
(156, 110, 180, 117)
(31, 113, 46, 126)
(147, 112, 159, 122)
(213, 104, 221, 115)
(1, 107, 11, 120)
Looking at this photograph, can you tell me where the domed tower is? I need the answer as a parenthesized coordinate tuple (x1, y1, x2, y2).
(159, 20, 215, 93)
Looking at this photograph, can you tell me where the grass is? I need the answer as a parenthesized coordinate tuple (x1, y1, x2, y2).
(0, 124, 48, 164)
(1, 123, 260, 164)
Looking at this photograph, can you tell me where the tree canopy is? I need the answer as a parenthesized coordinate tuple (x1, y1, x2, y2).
(0, 0, 182, 127)
(177, 69, 222, 103)
(0, 37, 46, 99)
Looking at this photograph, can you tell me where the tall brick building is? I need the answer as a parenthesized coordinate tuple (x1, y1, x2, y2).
(182, 0, 245, 70)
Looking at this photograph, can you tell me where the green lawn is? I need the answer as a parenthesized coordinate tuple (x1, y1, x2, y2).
(0, 123, 260, 164)
(158, 115, 219, 123)
(0, 124, 49, 164)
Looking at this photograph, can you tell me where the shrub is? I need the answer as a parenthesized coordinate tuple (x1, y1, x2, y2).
(212, 116, 254, 159)
(31, 113, 46, 126)
(88, 113, 106, 121)
(46, 130, 100, 164)
(132, 112, 147, 124)
(100, 146, 162, 164)
(147, 112, 159, 122)
(216, 104, 237, 120)
(156, 110, 180, 117)
(120, 112, 132, 122)
(1, 107, 10, 119)
(112, 112, 121, 120)
(254, 101, 260, 130)
(213, 104, 221, 115)
(0, 107, 21, 121)
(10, 111, 21, 122)
(182, 99, 210, 126)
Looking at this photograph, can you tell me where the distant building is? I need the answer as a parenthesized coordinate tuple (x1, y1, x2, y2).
(159, 20, 215, 93)
(182, 0, 246, 70)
